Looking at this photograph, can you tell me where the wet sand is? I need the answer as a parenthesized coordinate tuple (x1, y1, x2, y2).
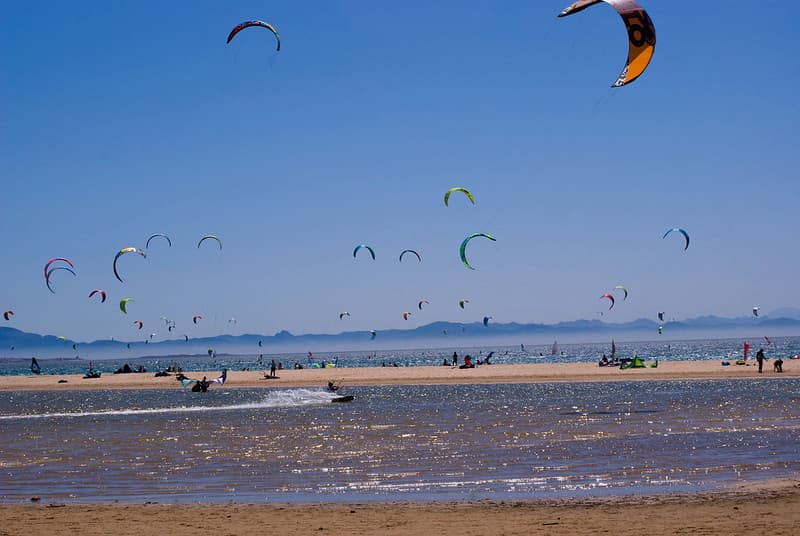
(0, 360, 795, 391)
(2, 480, 798, 536)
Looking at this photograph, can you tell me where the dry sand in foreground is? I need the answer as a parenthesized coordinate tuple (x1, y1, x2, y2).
(0, 360, 796, 391)
(2, 480, 798, 536)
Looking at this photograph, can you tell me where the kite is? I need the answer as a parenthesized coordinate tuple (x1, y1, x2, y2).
(600, 293, 615, 309)
(663, 227, 690, 250)
(402, 311, 411, 320)
(3, 310, 13, 321)
(44, 257, 73, 280)
(113, 247, 147, 283)
(227, 20, 281, 51)
(418, 300, 429, 310)
(145, 234, 172, 249)
(399, 249, 421, 262)
(339, 312, 350, 320)
(614, 285, 628, 300)
(658, 325, 662, 334)
(558, 0, 656, 87)
(119, 297, 134, 314)
(370, 329, 377, 340)
(459, 233, 496, 270)
(353, 244, 375, 260)
(752, 307, 759, 317)
(657, 312, 664, 322)
(198, 235, 222, 250)
(459, 299, 469, 309)
(483, 316, 492, 327)
(193, 315, 203, 324)
(133, 320, 143, 330)
(45, 266, 77, 293)
(184, 335, 189, 342)
(444, 187, 475, 207)
(89, 289, 107, 303)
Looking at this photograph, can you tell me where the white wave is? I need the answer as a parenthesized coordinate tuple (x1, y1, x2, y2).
(0, 388, 340, 421)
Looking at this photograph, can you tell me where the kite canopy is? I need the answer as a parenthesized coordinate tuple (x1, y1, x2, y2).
(614, 285, 628, 300)
(444, 187, 475, 207)
(44, 257, 73, 280)
(145, 234, 172, 249)
(658, 311, 664, 322)
(339, 312, 350, 320)
(558, 0, 656, 87)
(483, 316, 492, 327)
(133, 320, 143, 330)
(402, 311, 411, 320)
(113, 247, 146, 283)
(227, 20, 281, 51)
(45, 266, 77, 294)
(418, 299, 429, 310)
(370, 329, 377, 340)
(193, 315, 203, 324)
(119, 297, 134, 314)
(662, 227, 690, 250)
(44, 258, 76, 293)
(198, 235, 222, 250)
(459, 233, 496, 270)
(353, 244, 376, 260)
(753, 307, 759, 317)
(600, 293, 615, 309)
(399, 249, 422, 262)
(3, 310, 13, 321)
(89, 289, 107, 303)
(459, 299, 469, 309)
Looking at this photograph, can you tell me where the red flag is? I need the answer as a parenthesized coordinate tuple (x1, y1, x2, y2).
(744, 341, 750, 359)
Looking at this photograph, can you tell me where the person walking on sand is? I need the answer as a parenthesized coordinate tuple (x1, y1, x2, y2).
(756, 347, 765, 373)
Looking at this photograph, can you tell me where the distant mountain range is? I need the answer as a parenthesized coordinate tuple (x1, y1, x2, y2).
(3, 311, 800, 359)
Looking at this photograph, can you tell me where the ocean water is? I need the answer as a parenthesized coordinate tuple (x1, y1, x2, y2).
(1, 379, 798, 503)
(1, 336, 797, 376)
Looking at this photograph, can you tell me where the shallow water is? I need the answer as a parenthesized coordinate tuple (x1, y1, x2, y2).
(2, 336, 796, 376)
(1, 379, 798, 503)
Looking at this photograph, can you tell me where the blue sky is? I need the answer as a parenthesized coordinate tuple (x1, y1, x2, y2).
(2, 1, 799, 343)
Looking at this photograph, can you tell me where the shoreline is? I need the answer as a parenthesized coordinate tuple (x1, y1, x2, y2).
(0, 360, 795, 391)
(2, 479, 798, 536)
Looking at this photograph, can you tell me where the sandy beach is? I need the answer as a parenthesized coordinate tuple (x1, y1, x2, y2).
(0, 360, 795, 391)
(1, 479, 797, 536)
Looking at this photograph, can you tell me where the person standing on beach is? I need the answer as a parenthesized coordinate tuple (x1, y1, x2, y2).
(755, 348, 765, 373)
(452, 352, 458, 367)
(270, 359, 277, 378)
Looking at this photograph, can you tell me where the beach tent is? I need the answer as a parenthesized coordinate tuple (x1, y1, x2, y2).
(621, 357, 647, 369)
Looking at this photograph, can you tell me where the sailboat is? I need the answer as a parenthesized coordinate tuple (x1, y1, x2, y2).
(551, 340, 559, 355)
(30, 357, 41, 375)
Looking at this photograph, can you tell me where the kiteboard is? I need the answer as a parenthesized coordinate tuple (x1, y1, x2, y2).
(331, 395, 354, 403)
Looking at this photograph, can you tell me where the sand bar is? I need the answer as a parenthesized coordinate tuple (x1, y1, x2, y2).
(1, 480, 798, 536)
(0, 360, 796, 391)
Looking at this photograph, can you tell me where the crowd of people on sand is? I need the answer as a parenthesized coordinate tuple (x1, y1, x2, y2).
(598, 354, 621, 367)
(440, 351, 492, 368)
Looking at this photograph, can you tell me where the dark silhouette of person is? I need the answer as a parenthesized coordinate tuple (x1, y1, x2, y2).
(755, 348, 765, 373)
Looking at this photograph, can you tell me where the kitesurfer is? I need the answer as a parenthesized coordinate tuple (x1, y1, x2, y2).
(327, 381, 340, 393)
